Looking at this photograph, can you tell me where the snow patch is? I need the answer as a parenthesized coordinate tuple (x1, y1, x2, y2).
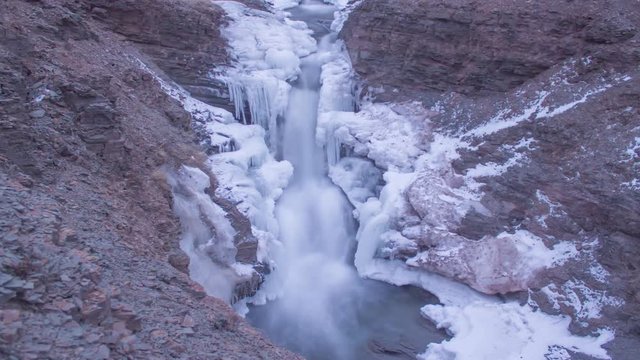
(536, 85, 612, 119)
(420, 302, 614, 360)
(623, 136, 640, 161)
(318, 104, 423, 170)
(542, 281, 624, 325)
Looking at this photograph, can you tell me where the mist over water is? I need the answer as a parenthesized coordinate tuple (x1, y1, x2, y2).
(246, 1, 445, 359)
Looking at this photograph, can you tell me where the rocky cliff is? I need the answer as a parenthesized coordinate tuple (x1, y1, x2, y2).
(342, 0, 640, 357)
(0, 0, 297, 358)
(343, 0, 639, 98)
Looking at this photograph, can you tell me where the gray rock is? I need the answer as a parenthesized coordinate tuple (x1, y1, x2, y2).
(29, 109, 46, 118)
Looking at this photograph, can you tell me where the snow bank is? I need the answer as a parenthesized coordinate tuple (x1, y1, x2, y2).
(217, 1, 316, 148)
(420, 302, 613, 360)
(406, 230, 578, 294)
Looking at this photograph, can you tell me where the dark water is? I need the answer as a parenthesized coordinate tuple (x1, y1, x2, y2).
(248, 281, 446, 360)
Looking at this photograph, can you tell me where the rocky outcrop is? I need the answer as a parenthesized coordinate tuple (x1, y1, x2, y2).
(84, 0, 234, 110)
(341, 0, 640, 356)
(0, 0, 298, 358)
(343, 0, 639, 98)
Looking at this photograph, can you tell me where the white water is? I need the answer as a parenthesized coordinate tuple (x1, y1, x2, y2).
(245, 2, 444, 359)
(253, 25, 368, 358)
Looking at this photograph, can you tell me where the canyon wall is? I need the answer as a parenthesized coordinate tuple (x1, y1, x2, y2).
(0, 0, 297, 358)
(343, 0, 639, 98)
(341, 0, 640, 356)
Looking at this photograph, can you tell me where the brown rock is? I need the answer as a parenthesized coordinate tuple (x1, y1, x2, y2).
(111, 303, 142, 331)
(168, 251, 190, 274)
(112, 321, 131, 338)
(150, 329, 168, 339)
(81, 290, 109, 324)
(168, 339, 186, 355)
(86, 0, 233, 110)
(342, 0, 640, 98)
(0, 309, 21, 323)
(117, 334, 137, 354)
(0, 326, 21, 343)
(53, 227, 78, 245)
(181, 314, 195, 328)
(48, 298, 77, 313)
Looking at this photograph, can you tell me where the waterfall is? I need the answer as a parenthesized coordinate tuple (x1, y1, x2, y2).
(251, 26, 364, 359)
(242, 2, 444, 359)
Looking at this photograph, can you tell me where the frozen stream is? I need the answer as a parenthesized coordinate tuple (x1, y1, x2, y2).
(165, 1, 619, 358)
(245, 1, 446, 359)
(161, 1, 619, 359)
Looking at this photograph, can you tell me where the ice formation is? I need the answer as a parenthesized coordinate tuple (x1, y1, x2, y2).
(217, 0, 316, 148)
(167, 166, 244, 303)
(316, 24, 620, 358)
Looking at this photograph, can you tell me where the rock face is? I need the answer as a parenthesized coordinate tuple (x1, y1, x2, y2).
(84, 0, 234, 110)
(343, 0, 639, 97)
(342, 0, 640, 357)
(0, 0, 299, 358)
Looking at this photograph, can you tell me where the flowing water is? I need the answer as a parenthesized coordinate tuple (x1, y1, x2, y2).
(246, 1, 446, 359)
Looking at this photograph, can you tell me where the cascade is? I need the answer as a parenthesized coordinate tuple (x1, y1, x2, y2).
(242, 1, 444, 359)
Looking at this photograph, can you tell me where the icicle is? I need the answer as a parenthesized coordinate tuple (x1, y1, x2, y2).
(227, 81, 247, 124)
(224, 75, 290, 152)
(326, 122, 342, 167)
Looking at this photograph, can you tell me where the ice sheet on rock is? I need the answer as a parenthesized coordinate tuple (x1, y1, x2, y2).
(318, 104, 422, 170)
(420, 301, 614, 360)
(218, 2, 315, 75)
(328, 157, 381, 208)
(137, 55, 292, 277)
(354, 169, 419, 272)
(318, 42, 355, 114)
(209, 139, 293, 237)
(168, 166, 249, 303)
(316, 40, 357, 166)
(405, 230, 578, 294)
(226, 76, 290, 147)
(217, 1, 316, 148)
(330, 0, 364, 32)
